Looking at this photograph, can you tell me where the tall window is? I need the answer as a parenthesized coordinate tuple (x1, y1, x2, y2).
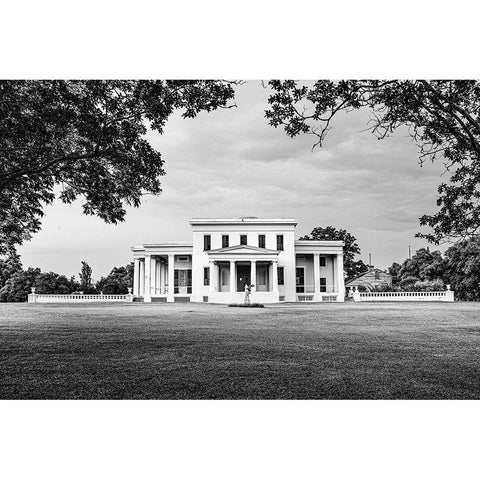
(203, 235, 211, 251)
(320, 277, 327, 292)
(222, 235, 229, 248)
(320, 256, 326, 267)
(276, 235, 284, 251)
(278, 266, 284, 285)
(258, 234, 265, 248)
(240, 235, 247, 245)
(204, 267, 210, 286)
(174, 269, 192, 294)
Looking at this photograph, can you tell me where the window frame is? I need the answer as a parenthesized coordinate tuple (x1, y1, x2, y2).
(276, 234, 284, 251)
(203, 235, 211, 251)
(258, 234, 266, 249)
(222, 234, 229, 248)
(204, 267, 210, 286)
(240, 235, 247, 246)
(278, 266, 284, 285)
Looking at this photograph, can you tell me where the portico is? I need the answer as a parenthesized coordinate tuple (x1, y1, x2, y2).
(206, 245, 280, 303)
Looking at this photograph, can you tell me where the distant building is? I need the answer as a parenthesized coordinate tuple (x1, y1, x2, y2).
(345, 268, 392, 292)
(131, 217, 345, 303)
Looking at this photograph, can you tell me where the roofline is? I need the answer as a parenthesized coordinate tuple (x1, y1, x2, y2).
(295, 240, 345, 247)
(190, 217, 297, 226)
(345, 268, 387, 285)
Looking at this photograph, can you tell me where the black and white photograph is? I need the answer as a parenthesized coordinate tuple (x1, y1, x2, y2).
(1, 1, 479, 479)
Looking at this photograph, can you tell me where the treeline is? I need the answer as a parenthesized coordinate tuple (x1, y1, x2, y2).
(0, 255, 134, 302)
(383, 238, 480, 301)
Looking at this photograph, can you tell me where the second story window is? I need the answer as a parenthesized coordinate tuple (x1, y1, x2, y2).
(276, 234, 284, 251)
(203, 235, 211, 251)
(240, 235, 247, 245)
(258, 234, 265, 249)
(222, 235, 229, 248)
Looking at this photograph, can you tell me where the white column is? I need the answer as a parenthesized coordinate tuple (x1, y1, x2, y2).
(336, 253, 345, 301)
(229, 260, 236, 293)
(150, 257, 157, 296)
(155, 259, 161, 295)
(313, 253, 320, 295)
(272, 260, 279, 294)
(209, 261, 216, 293)
(167, 254, 175, 302)
(144, 254, 152, 302)
(133, 258, 140, 296)
(159, 261, 165, 294)
(250, 260, 256, 292)
(139, 259, 145, 296)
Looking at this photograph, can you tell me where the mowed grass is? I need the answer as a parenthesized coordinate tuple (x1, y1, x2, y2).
(1, 302, 480, 399)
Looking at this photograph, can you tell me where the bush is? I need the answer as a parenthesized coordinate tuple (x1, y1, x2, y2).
(412, 279, 445, 292)
(228, 303, 264, 308)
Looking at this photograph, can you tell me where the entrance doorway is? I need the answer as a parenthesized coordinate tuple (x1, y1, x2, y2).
(236, 264, 250, 292)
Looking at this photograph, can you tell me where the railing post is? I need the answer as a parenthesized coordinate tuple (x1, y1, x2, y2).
(126, 287, 134, 302)
(445, 284, 454, 302)
(28, 287, 38, 303)
(352, 286, 361, 302)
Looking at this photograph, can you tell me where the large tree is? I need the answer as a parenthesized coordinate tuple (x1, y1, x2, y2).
(398, 247, 447, 282)
(0, 80, 236, 255)
(265, 80, 480, 243)
(299, 226, 368, 280)
(96, 263, 134, 294)
(444, 238, 480, 301)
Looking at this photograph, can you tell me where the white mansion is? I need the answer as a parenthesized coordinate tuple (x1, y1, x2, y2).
(131, 217, 345, 303)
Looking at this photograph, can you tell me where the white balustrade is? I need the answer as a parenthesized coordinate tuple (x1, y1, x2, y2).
(352, 287, 454, 302)
(27, 290, 134, 303)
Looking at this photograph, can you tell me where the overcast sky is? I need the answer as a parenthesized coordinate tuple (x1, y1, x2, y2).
(18, 81, 448, 280)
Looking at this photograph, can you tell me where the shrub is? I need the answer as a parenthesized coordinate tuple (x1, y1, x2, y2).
(228, 303, 264, 308)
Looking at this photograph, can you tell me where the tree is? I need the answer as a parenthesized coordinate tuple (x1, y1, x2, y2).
(444, 238, 480, 301)
(0, 80, 237, 255)
(0, 267, 40, 302)
(96, 263, 134, 294)
(79, 261, 93, 292)
(35, 272, 78, 295)
(265, 80, 480, 243)
(0, 250, 22, 290)
(299, 226, 368, 280)
(388, 262, 402, 285)
(398, 248, 447, 282)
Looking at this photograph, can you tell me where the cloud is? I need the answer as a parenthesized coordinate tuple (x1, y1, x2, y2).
(18, 81, 449, 278)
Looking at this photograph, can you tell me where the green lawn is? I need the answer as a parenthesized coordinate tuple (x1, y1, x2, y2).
(1, 302, 479, 399)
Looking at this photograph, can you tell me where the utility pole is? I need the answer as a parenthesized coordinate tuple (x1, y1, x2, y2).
(408, 245, 411, 259)
(369, 253, 372, 267)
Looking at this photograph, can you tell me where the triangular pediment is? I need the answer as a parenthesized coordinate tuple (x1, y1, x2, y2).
(207, 245, 279, 255)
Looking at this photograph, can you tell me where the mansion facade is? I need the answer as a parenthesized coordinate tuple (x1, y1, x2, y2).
(131, 217, 345, 303)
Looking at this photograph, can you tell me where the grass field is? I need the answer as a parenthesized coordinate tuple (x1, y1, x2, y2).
(1, 301, 479, 399)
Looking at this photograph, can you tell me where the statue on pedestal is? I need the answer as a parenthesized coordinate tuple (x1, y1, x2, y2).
(244, 283, 254, 305)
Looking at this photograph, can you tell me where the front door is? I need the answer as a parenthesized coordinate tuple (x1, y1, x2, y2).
(237, 264, 250, 292)
(296, 267, 305, 293)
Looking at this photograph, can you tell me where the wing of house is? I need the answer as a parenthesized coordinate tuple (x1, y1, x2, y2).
(345, 268, 392, 291)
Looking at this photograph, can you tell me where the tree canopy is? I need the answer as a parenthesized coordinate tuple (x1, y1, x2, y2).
(299, 225, 368, 280)
(0, 80, 236, 255)
(266, 80, 480, 243)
